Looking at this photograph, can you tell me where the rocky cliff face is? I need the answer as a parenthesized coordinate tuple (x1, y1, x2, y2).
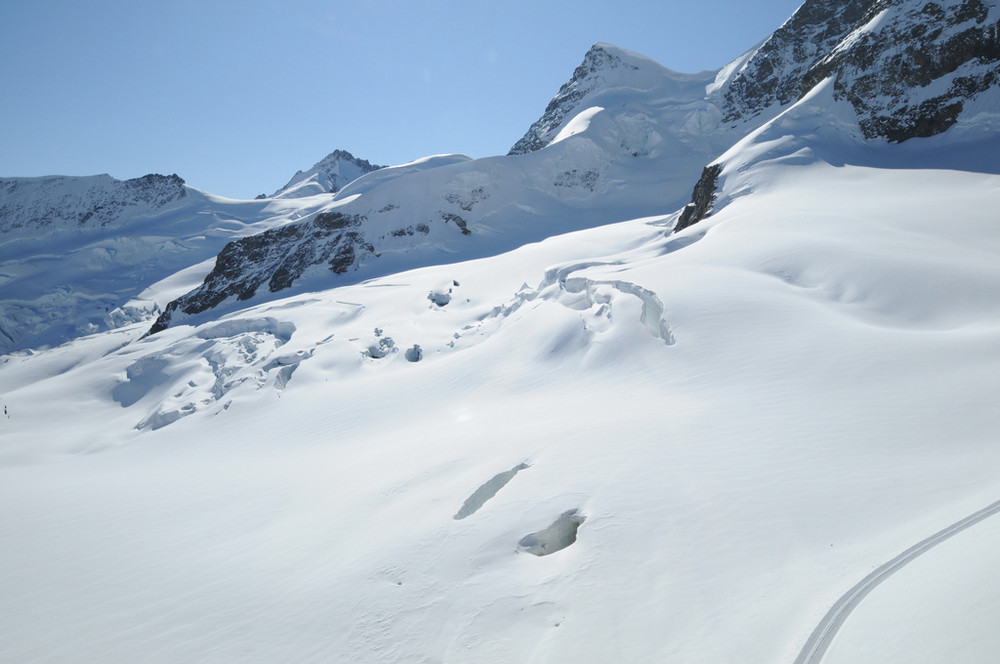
(723, 0, 1000, 142)
(671, 0, 1000, 234)
(0, 173, 187, 237)
(147, 211, 374, 335)
(805, 0, 1000, 142)
(722, 0, 876, 122)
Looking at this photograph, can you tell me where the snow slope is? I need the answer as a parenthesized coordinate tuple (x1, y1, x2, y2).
(3, 0, 1000, 661)
(2, 153, 1000, 662)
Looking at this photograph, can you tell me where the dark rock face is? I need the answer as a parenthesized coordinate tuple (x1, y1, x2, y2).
(723, 0, 876, 122)
(0, 173, 187, 234)
(147, 211, 372, 335)
(674, 164, 723, 233)
(806, 0, 1000, 142)
(508, 44, 639, 155)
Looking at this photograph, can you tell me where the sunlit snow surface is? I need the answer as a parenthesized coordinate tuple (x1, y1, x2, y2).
(3, 156, 1000, 662)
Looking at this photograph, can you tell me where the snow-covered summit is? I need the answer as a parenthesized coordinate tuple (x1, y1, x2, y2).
(271, 149, 384, 199)
(146, 1, 1000, 335)
(0, 173, 187, 238)
(508, 42, 716, 155)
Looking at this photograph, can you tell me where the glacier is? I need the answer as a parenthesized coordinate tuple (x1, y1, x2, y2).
(2, 0, 1000, 662)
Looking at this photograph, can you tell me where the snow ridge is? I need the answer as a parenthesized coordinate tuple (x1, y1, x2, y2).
(508, 43, 647, 155)
(272, 149, 384, 199)
(0, 173, 187, 237)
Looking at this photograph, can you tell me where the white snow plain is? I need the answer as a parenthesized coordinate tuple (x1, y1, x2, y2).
(3, 150, 1000, 663)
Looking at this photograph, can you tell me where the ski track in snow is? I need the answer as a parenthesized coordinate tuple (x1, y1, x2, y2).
(793, 497, 1000, 664)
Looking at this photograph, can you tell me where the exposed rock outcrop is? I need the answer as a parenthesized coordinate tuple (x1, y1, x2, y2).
(724, 0, 1000, 143)
(147, 211, 372, 335)
(673, 164, 723, 233)
(723, 0, 876, 122)
(804, 0, 1000, 142)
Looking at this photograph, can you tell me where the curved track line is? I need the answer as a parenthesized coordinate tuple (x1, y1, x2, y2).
(793, 497, 1000, 664)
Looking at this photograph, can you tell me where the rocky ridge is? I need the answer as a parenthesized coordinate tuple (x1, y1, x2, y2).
(806, 0, 1000, 142)
(147, 211, 374, 335)
(722, 0, 876, 123)
(0, 173, 187, 237)
(672, 0, 1000, 231)
(722, 0, 1000, 141)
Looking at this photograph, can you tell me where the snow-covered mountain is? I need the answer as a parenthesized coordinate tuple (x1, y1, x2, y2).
(271, 149, 384, 199)
(147, 0, 1000, 336)
(0, 174, 332, 354)
(3, 0, 1000, 662)
(680, 0, 1000, 230)
(146, 43, 751, 334)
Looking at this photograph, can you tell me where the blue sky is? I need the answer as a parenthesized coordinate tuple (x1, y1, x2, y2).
(1, 1, 803, 199)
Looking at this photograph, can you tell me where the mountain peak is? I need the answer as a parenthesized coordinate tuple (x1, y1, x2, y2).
(272, 149, 384, 199)
(508, 43, 667, 156)
(0, 172, 187, 237)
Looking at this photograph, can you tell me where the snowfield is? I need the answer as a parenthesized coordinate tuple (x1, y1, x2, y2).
(3, 156, 1000, 663)
(4, 0, 1000, 658)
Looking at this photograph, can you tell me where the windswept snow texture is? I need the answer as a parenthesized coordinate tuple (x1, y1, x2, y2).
(3, 3, 1000, 661)
(3, 156, 1000, 663)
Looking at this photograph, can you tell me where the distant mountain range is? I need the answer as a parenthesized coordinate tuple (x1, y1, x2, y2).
(1, 0, 997, 353)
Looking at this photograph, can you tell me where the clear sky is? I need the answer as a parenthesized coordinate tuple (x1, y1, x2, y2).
(0, 0, 804, 199)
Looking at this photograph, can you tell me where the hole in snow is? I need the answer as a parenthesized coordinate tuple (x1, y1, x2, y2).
(518, 509, 586, 556)
(365, 336, 395, 359)
(404, 344, 423, 362)
(428, 291, 452, 307)
(454, 462, 529, 520)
